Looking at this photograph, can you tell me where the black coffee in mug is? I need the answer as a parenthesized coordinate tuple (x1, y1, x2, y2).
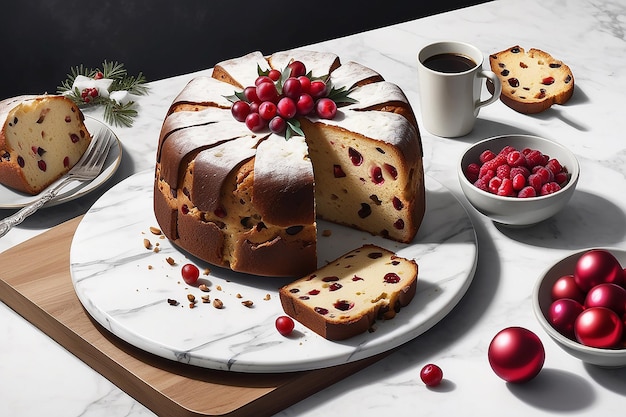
(423, 53, 476, 73)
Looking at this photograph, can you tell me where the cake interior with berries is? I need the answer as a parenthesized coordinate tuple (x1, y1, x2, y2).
(154, 49, 425, 277)
(0, 95, 91, 195)
(279, 244, 418, 340)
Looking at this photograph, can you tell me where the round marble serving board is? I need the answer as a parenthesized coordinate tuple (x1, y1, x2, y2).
(70, 169, 477, 373)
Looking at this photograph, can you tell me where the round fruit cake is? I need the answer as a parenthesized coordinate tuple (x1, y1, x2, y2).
(154, 49, 425, 277)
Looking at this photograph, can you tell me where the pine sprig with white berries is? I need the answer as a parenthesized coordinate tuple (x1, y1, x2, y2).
(57, 60, 148, 127)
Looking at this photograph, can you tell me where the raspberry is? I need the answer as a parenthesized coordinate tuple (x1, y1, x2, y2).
(512, 173, 526, 190)
(541, 182, 561, 195)
(466, 163, 480, 183)
(555, 171, 568, 185)
(481, 169, 495, 181)
(479, 149, 496, 163)
(525, 149, 545, 167)
(498, 145, 516, 156)
(474, 177, 489, 192)
(518, 186, 537, 198)
(488, 176, 502, 194)
(479, 154, 506, 178)
(527, 173, 543, 191)
(496, 163, 511, 179)
(497, 177, 515, 196)
(506, 150, 526, 167)
(545, 158, 562, 176)
(533, 166, 553, 183)
(510, 166, 530, 179)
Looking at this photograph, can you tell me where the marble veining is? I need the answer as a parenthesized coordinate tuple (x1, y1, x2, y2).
(2, 0, 626, 415)
(69, 170, 476, 373)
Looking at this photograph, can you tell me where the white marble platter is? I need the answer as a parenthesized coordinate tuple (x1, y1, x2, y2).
(70, 169, 477, 373)
(0, 117, 122, 208)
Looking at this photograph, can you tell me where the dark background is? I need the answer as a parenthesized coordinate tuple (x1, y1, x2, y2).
(0, 0, 489, 99)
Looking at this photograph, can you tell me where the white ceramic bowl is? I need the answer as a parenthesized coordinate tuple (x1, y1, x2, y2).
(458, 134, 579, 226)
(532, 248, 626, 368)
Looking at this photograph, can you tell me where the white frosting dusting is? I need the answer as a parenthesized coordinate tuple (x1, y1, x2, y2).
(329, 61, 381, 89)
(215, 51, 269, 89)
(307, 109, 416, 147)
(197, 135, 259, 168)
(343, 81, 409, 110)
(269, 50, 339, 78)
(254, 134, 313, 184)
(173, 77, 236, 107)
(165, 115, 254, 151)
(163, 106, 235, 133)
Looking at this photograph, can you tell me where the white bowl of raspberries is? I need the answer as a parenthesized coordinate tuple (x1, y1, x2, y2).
(458, 134, 580, 226)
(533, 248, 626, 368)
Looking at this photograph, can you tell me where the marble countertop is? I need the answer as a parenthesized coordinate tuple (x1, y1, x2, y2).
(2, 0, 626, 415)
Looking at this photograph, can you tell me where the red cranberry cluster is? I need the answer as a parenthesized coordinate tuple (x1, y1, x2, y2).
(465, 145, 570, 198)
(229, 60, 344, 136)
(81, 87, 99, 103)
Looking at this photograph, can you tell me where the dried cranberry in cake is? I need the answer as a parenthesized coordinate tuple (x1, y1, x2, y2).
(348, 147, 363, 166)
(333, 164, 346, 178)
(370, 166, 384, 184)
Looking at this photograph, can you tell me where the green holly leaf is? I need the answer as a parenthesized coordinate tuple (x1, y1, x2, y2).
(285, 119, 304, 141)
(224, 91, 246, 103)
(327, 85, 357, 104)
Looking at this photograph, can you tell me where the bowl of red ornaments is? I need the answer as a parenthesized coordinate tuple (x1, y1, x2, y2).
(458, 134, 579, 226)
(533, 248, 626, 368)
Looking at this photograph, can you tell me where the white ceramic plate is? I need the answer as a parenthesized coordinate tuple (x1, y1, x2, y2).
(0, 117, 122, 208)
(70, 170, 477, 373)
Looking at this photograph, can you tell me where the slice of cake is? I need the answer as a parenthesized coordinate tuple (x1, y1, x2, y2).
(488, 45, 574, 114)
(0, 95, 91, 194)
(279, 244, 418, 340)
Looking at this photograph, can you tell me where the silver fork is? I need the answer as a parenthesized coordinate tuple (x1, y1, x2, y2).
(0, 128, 113, 238)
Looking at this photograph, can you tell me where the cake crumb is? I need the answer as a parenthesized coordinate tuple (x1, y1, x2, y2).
(213, 299, 224, 309)
(264, 293, 271, 301)
(241, 300, 254, 308)
(150, 226, 162, 235)
(322, 229, 332, 237)
(166, 257, 176, 265)
(143, 238, 152, 249)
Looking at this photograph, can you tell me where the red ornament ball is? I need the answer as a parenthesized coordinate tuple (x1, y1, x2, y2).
(488, 327, 545, 383)
(574, 306, 623, 348)
(574, 249, 623, 291)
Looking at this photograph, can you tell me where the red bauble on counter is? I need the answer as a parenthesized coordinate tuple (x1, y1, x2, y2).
(488, 327, 545, 383)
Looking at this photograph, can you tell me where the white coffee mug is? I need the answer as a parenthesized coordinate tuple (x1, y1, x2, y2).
(417, 41, 502, 138)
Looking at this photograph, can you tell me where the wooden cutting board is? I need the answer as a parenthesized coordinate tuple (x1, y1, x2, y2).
(0, 216, 388, 417)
